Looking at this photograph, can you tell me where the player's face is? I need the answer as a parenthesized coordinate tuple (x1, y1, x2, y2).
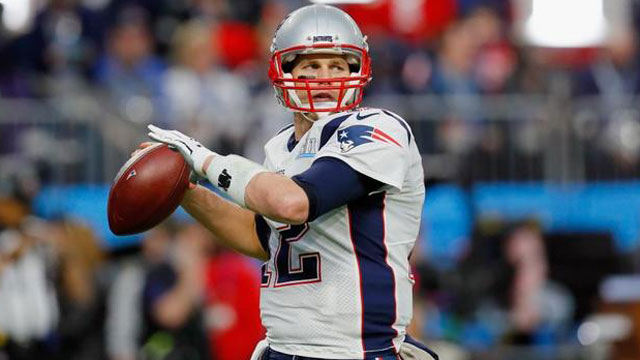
(290, 54, 351, 106)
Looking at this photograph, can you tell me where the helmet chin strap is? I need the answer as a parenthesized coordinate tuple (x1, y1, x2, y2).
(298, 111, 319, 123)
(295, 106, 333, 123)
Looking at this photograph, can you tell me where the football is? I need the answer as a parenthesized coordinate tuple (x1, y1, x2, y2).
(108, 143, 191, 235)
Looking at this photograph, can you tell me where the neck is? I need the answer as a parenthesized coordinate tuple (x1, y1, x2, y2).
(293, 112, 316, 140)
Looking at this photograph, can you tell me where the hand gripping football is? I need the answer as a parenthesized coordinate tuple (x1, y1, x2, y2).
(108, 143, 191, 235)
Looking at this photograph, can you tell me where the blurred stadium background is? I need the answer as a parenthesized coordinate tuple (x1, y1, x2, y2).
(1, 0, 640, 359)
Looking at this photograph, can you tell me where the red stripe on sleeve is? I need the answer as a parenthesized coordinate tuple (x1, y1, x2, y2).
(373, 129, 402, 147)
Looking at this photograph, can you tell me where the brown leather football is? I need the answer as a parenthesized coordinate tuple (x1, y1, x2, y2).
(108, 143, 190, 235)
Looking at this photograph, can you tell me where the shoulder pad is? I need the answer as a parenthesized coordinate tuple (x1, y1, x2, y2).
(347, 108, 412, 145)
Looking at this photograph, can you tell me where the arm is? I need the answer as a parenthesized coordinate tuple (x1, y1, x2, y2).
(202, 155, 381, 225)
(198, 153, 309, 225)
(245, 172, 309, 225)
(181, 185, 268, 261)
(246, 157, 382, 223)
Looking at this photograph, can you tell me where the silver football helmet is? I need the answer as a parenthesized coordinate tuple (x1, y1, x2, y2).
(268, 4, 372, 113)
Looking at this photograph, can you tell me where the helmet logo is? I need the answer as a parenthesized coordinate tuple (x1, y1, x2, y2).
(312, 35, 333, 42)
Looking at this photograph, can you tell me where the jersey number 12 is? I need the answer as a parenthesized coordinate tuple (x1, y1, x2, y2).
(261, 223, 321, 287)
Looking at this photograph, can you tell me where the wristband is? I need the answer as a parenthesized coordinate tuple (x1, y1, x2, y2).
(204, 154, 267, 207)
(191, 147, 217, 178)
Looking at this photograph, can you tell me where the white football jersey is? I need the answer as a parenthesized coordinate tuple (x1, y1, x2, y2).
(259, 108, 425, 359)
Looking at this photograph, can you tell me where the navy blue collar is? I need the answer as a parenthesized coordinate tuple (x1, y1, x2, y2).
(287, 132, 298, 152)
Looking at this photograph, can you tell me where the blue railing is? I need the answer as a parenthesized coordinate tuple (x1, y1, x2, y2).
(34, 182, 640, 253)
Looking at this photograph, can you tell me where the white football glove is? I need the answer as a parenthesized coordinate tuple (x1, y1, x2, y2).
(147, 124, 215, 179)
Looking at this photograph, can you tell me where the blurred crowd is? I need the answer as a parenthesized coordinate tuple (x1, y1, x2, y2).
(2, 0, 640, 359)
(2, 0, 640, 182)
(0, 162, 264, 360)
(0, 163, 265, 360)
(0, 150, 635, 360)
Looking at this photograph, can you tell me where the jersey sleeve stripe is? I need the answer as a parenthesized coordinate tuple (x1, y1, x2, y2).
(372, 129, 402, 147)
(382, 110, 412, 145)
(348, 192, 398, 354)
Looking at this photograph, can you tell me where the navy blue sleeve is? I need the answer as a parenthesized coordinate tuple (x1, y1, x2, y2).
(254, 214, 271, 257)
(291, 157, 383, 222)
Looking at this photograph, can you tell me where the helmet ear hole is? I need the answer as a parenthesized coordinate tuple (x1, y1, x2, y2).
(346, 54, 361, 73)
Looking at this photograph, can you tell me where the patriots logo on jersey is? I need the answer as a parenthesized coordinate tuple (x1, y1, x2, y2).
(337, 125, 401, 152)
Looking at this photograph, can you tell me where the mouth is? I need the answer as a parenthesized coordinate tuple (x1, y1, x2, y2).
(312, 92, 336, 102)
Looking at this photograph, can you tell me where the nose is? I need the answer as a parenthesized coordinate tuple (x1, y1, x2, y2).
(317, 66, 331, 83)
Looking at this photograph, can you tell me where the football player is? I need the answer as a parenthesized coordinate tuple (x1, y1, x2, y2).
(146, 4, 436, 360)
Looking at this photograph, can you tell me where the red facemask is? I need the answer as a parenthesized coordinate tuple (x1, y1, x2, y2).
(269, 43, 372, 113)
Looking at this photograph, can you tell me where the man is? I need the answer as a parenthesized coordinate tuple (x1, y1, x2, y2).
(146, 4, 436, 360)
